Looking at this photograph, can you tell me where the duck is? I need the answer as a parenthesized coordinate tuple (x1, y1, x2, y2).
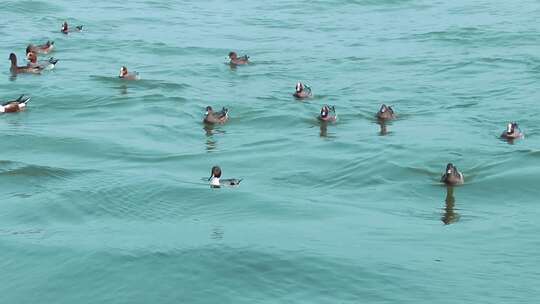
(228, 51, 249, 65)
(318, 105, 337, 122)
(440, 163, 464, 186)
(61, 21, 83, 34)
(293, 82, 312, 99)
(26, 51, 58, 70)
(119, 66, 140, 80)
(208, 166, 242, 188)
(9, 53, 42, 74)
(376, 104, 395, 121)
(500, 122, 524, 140)
(26, 41, 54, 55)
(203, 106, 229, 124)
(1, 95, 31, 113)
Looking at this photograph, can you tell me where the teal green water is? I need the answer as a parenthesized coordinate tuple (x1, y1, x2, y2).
(2, 0, 540, 303)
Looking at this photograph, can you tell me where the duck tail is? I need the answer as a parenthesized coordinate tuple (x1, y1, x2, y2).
(3, 95, 29, 106)
(17, 95, 31, 104)
(76, 25, 83, 31)
(48, 58, 59, 65)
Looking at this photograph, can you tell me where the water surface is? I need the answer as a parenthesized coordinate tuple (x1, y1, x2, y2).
(1, 0, 540, 303)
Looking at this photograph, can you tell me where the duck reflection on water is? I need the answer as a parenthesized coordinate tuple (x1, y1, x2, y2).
(441, 186, 460, 225)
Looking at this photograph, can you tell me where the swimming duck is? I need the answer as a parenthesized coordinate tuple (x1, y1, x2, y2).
(26, 41, 54, 55)
(1, 95, 31, 113)
(501, 122, 524, 140)
(208, 166, 242, 188)
(61, 21, 83, 34)
(228, 51, 249, 65)
(376, 104, 395, 121)
(440, 163, 464, 186)
(9, 53, 42, 74)
(203, 106, 229, 124)
(318, 105, 337, 122)
(26, 51, 58, 70)
(119, 66, 140, 80)
(293, 82, 312, 99)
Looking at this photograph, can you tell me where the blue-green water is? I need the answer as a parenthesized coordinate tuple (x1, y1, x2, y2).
(2, 0, 540, 303)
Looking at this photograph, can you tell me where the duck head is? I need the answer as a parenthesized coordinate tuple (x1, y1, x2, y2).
(228, 52, 237, 60)
(26, 45, 34, 55)
(506, 122, 518, 135)
(119, 66, 128, 77)
(205, 106, 213, 116)
(209, 166, 222, 180)
(377, 104, 395, 120)
(295, 82, 304, 93)
(445, 163, 457, 176)
(320, 105, 330, 119)
(26, 51, 37, 64)
(379, 104, 394, 115)
(61, 21, 68, 32)
(9, 53, 17, 65)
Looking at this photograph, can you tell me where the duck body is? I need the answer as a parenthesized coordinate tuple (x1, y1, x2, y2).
(228, 52, 249, 65)
(209, 166, 242, 188)
(376, 104, 395, 121)
(26, 52, 58, 70)
(119, 72, 139, 80)
(293, 82, 312, 99)
(119, 66, 140, 80)
(318, 105, 337, 122)
(441, 163, 464, 186)
(26, 41, 55, 55)
(501, 122, 524, 140)
(1, 95, 31, 113)
(9, 53, 42, 74)
(209, 177, 243, 188)
(204, 106, 229, 124)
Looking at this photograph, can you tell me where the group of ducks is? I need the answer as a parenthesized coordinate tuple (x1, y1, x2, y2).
(2, 23, 526, 188)
(206, 56, 524, 188)
(8, 21, 85, 74)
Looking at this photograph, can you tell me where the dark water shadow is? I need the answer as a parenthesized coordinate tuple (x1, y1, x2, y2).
(203, 123, 225, 153)
(118, 83, 128, 95)
(211, 226, 224, 240)
(226, 62, 255, 71)
(499, 134, 525, 145)
(318, 120, 337, 138)
(377, 120, 390, 136)
(441, 186, 460, 225)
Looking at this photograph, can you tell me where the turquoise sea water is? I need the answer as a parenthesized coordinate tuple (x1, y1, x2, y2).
(1, 0, 540, 303)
